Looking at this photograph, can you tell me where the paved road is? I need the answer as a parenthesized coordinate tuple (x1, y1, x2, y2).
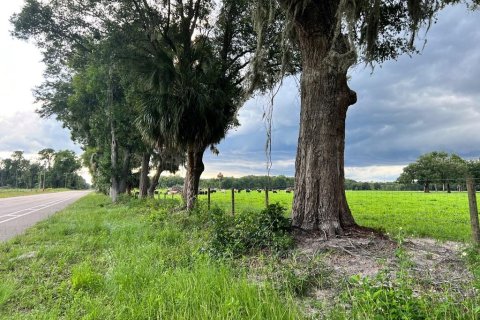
(0, 190, 91, 242)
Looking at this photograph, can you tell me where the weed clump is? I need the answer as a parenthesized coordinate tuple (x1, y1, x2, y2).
(209, 204, 293, 257)
(71, 262, 104, 292)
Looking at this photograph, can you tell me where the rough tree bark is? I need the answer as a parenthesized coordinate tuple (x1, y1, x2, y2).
(110, 120, 119, 202)
(337, 86, 357, 228)
(139, 153, 151, 198)
(289, 2, 358, 237)
(118, 149, 131, 194)
(183, 144, 206, 210)
(148, 161, 164, 197)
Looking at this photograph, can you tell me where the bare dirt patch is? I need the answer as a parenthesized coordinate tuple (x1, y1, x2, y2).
(292, 230, 474, 314)
(404, 238, 472, 291)
(295, 230, 470, 282)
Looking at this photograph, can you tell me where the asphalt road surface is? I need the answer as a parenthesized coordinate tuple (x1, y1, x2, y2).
(0, 190, 90, 242)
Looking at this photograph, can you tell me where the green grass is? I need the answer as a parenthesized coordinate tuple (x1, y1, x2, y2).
(192, 190, 473, 242)
(0, 194, 301, 319)
(0, 188, 70, 199)
(1, 193, 479, 319)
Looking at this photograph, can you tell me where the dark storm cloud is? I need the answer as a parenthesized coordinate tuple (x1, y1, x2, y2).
(346, 5, 480, 166)
(203, 5, 480, 179)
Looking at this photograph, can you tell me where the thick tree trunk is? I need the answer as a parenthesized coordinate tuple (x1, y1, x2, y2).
(139, 153, 151, 198)
(110, 122, 119, 202)
(118, 149, 131, 194)
(148, 162, 164, 197)
(291, 25, 357, 237)
(424, 183, 430, 193)
(338, 107, 356, 228)
(183, 144, 206, 210)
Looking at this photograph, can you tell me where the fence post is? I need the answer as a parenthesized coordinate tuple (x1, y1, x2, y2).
(265, 186, 269, 207)
(231, 188, 235, 216)
(467, 177, 480, 244)
(207, 187, 211, 210)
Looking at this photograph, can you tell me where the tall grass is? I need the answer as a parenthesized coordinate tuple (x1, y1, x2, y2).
(0, 194, 301, 319)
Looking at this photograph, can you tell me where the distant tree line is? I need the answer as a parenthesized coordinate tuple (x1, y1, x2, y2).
(156, 175, 426, 191)
(0, 149, 88, 190)
(397, 152, 480, 192)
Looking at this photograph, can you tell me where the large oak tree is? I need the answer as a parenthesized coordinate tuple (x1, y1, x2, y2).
(253, 0, 479, 237)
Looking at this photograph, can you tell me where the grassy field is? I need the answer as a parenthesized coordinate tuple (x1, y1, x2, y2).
(1, 193, 479, 319)
(0, 188, 70, 199)
(189, 190, 472, 242)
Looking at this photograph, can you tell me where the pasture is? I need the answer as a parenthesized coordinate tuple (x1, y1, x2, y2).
(192, 190, 471, 242)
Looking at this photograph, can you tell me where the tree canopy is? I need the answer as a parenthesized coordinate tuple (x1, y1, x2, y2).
(12, 0, 259, 204)
(0, 149, 87, 190)
(397, 151, 468, 192)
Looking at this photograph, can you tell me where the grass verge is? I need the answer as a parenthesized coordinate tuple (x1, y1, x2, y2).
(0, 194, 300, 319)
(0, 188, 70, 199)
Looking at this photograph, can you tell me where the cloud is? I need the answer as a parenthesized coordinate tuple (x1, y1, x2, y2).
(1, 2, 479, 183)
(0, 111, 82, 159)
(202, 5, 480, 181)
(345, 6, 480, 166)
(345, 166, 405, 182)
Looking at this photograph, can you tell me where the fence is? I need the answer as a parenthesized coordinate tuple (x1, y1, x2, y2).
(198, 186, 292, 215)
(151, 178, 480, 243)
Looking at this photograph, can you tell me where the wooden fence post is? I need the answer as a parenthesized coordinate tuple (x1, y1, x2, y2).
(467, 177, 480, 244)
(231, 188, 235, 216)
(265, 186, 269, 207)
(207, 187, 211, 210)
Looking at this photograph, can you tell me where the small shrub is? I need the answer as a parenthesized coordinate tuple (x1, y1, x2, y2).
(209, 204, 293, 257)
(340, 272, 428, 320)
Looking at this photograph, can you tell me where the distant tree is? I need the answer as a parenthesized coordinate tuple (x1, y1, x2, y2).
(468, 159, 480, 178)
(51, 150, 81, 188)
(11, 151, 27, 188)
(38, 148, 55, 189)
(398, 152, 467, 192)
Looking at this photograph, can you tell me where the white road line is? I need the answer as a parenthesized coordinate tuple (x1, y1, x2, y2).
(0, 198, 71, 218)
(0, 196, 79, 225)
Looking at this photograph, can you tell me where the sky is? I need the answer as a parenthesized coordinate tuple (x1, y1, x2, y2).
(1, 1, 479, 183)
